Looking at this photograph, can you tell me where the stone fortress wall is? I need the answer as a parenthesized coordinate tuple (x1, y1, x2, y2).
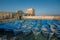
(0, 12, 16, 19)
(22, 16, 60, 20)
(0, 8, 60, 22)
(22, 8, 60, 20)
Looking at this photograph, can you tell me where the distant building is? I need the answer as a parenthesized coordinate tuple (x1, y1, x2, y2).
(16, 10, 24, 19)
(0, 12, 16, 20)
(0, 8, 36, 20)
(0, 10, 25, 20)
(0, 8, 60, 21)
(26, 8, 35, 16)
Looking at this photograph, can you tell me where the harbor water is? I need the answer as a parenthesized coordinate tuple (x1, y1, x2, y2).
(0, 20, 60, 40)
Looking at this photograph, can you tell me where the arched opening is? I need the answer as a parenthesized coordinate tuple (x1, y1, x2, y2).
(19, 16, 22, 20)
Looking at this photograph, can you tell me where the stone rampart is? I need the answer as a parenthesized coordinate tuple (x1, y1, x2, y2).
(22, 16, 60, 20)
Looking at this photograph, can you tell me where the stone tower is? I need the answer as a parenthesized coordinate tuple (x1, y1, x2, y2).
(26, 8, 35, 16)
(16, 10, 24, 20)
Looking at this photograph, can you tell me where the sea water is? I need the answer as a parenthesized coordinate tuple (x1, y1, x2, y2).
(0, 20, 60, 40)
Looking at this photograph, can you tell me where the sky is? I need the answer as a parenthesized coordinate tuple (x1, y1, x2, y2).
(0, 0, 60, 15)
